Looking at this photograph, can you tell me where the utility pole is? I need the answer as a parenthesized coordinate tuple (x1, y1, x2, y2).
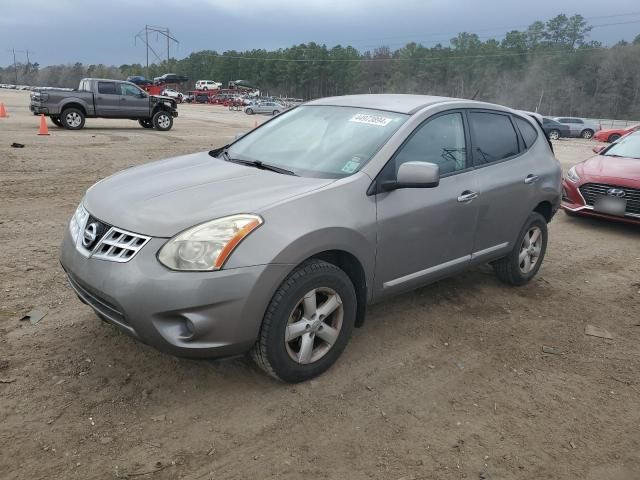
(135, 25, 178, 77)
(13, 48, 18, 84)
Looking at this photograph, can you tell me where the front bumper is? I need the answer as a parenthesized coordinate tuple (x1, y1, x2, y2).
(60, 229, 291, 358)
(560, 179, 640, 225)
(30, 104, 48, 115)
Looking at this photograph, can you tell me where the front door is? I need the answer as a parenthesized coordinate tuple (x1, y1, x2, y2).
(119, 83, 150, 118)
(374, 111, 479, 298)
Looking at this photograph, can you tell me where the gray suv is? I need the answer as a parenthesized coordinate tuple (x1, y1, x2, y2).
(60, 95, 562, 382)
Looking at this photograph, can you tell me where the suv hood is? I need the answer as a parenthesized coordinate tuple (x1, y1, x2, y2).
(84, 152, 334, 237)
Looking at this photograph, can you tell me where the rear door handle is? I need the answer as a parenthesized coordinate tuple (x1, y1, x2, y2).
(457, 190, 478, 203)
(524, 174, 540, 184)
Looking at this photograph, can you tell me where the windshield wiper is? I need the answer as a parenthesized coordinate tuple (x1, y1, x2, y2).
(224, 154, 296, 176)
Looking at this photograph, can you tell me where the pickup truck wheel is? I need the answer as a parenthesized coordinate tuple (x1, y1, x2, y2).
(493, 212, 548, 286)
(251, 259, 356, 383)
(61, 108, 85, 130)
(138, 119, 153, 129)
(51, 116, 63, 128)
(152, 111, 173, 131)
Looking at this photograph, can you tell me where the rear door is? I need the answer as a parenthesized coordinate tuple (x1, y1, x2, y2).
(374, 111, 479, 297)
(466, 111, 542, 258)
(95, 81, 122, 117)
(119, 83, 149, 118)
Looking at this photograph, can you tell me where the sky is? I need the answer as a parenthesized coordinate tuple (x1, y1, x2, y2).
(2, 0, 640, 67)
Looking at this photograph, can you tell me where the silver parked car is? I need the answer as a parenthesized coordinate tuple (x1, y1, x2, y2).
(245, 101, 285, 115)
(553, 117, 601, 139)
(60, 94, 562, 382)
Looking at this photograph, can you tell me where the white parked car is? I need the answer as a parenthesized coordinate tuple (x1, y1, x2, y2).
(161, 88, 184, 102)
(195, 80, 222, 91)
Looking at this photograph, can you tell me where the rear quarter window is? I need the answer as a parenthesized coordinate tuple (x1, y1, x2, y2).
(513, 116, 538, 149)
(468, 112, 520, 166)
(97, 82, 117, 95)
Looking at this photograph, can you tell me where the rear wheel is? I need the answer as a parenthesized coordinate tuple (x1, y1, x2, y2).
(60, 108, 85, 130)
(608, 133, 621, 143)
(138, 119, 153, 129)
(252, 259, 357, 383)
(152, 110, 173, 131)
(548, 129, 560, 140)
(493, 212, 548, 286)
(581, 129, 594, 139)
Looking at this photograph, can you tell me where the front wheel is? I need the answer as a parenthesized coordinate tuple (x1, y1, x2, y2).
(152, 110, 173, 131)
(581, 129, 594, 139)
(608, 134, 621, 143)
(493, 212, 548, 286)
(548, 129, 560, 140)
(246, 108, 254, 115)
(51, 116, 63, 128)
(138, 119, 153, 129)
(60, 108, 85, 130)
(252, 259, 357, 383)
(272, 110, 280, 115)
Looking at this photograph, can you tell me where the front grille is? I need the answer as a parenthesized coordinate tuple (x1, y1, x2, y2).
(74, 208, 150, 263)
(92, 227, 150, 262)
(579, 183, 640, 216)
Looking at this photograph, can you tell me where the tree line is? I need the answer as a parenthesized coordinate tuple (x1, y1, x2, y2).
(2, 13, 639, 120)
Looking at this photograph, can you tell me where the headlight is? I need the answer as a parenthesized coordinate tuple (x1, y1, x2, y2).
(566, 166, 580, 183)
(158, 214, 263, 271)
(69, 202, 89, 243)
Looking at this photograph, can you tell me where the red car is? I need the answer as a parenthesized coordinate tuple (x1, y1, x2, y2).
(593, 123, 640, 143)
(561, 131, 640, 225)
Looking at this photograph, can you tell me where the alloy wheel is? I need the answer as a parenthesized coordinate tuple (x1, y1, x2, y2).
(518, 226, 543, 274)
(285, 287, 344, 365)
(66, 112, 82, 128)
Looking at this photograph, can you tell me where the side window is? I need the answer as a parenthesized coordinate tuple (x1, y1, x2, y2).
(514, 116, 538, 149)
(120, 84, 142, 97)
(468, 112, 519, 166)
(574, 119, 583, 124)
(393, 112, 467, 176)
(97, 82, 117, 95)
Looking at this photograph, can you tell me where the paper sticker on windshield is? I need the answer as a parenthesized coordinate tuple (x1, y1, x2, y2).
(350, 113, 392, 127)
(341, 160, 360, 174)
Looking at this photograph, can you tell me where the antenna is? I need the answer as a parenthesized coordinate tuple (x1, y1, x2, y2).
(134, 25, 179, 76)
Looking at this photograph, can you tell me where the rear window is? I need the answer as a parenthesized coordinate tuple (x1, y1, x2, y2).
(468, 112, 520, 166)
(514, 116, 538, 149)
(97, 82, 117, 95)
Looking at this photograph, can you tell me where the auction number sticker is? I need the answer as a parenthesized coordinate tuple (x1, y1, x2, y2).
(350, 113, 393, 127)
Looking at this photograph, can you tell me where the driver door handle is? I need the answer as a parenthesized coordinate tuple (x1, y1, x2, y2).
(457, 190, 478, 203)
(524, 174, 540, 184)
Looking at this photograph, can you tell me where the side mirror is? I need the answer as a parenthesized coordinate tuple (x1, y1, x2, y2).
(381, 161, 440, 192)
(592, 145, 605, 154)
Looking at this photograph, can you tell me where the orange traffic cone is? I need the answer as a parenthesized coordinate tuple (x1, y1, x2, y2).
(0, 102, 7, 118)
(38, 114, 50, 135)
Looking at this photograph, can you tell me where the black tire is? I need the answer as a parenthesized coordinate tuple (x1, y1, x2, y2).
(608, 134, 621, 143)
(581, 129, 594, 139)
(60, 108, 85, 130)
(138, 119, 153, 129)
(246, 108, 254, 115)
(548, 129, 560, 140)
(251, 259, 357, 383)
(493, 212, 548, 286)
(152, 110, 173, 131)
(203, 87, 208, 91)
(51, 116, 63, 128)
(272, 110, 280, 115)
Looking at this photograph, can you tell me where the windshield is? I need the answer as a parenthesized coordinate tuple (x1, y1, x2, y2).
(604, 132, 640, 159)
(226, 105, 408, 178)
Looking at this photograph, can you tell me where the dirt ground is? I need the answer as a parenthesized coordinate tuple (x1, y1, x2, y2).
(1, 89, 639, 480)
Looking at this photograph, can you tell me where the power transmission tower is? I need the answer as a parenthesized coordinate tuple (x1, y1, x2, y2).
(8, 48, 33, 84)
(134, 25, 179, 76)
